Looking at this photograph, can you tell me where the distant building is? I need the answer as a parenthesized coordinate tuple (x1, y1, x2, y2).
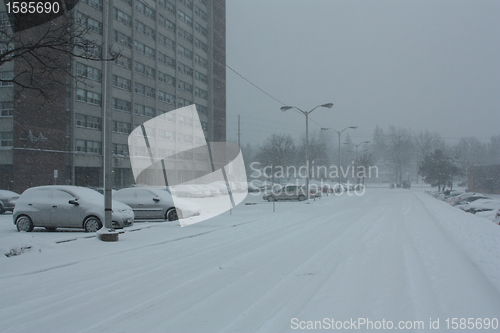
(467, 164, 500, 194)
(0, 0, 226, 193)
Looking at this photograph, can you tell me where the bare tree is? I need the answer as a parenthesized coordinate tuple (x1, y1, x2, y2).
(0, 10, 117, 102)
(256, 134, 296, 181)
(387, 126, 414, 184)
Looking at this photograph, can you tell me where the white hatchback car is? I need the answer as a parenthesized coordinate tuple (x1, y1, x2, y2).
(13, 186, 134, 232)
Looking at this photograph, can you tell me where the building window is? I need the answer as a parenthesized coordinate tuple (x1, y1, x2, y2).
(76, 40, 102, 58)
(158, 71, 176, 86)
(87, 140, 102, 154)
(196, 104, 208, 115)
(114, 30, 132, 48)
(0, 132, 13, 147)
(134, 62, 155, 79)
(113, 98, 131, 112)
(177, 45, 193, 60)
(179, 0, 193, 10)
(195, 6, 207, 22)
(75, 140, 101, 154)
(158, 91, 176, 105)
(76, 62, 102, 82)
(0, 101, 13, 117)
(177, 97, 191, 108)
(194, 54, 208, 68)
(75, 113, 102, 130)
(158, 52, 176, 69)
(134, 40, 156, 59)
(112, 75, 131, 91)
(135, 20, 156, 40)
(136, 1, 156, 20)
(195, 87, 208, 100)
(134, 82, 155, 99)
(177, 27, 193, 43)
(134, 104, 155, 118)
(178, 10, 193, 26)
(195, 70, 207, 84)
(76, 89, 102, 105)
(158, 33, 175, 50)
(77, 12, 103, 35)
(113, 120, 131, 134)
(195, 22, 207, 36)
(113, 143, 129, 156)
(0, 72, 14, 87)
(114, 55, 131, 70)
(178, 80, 193, 93)
(178, 62, 193, 76)
(81, 0, 103, 11)
(194, 38, 208, 53)
(158, 0, 175, 14)
(159, 14, 175, 32)
(113, 7, 132, 26)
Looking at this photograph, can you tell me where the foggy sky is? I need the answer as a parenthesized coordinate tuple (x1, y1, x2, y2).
(226, 0, 500, 147)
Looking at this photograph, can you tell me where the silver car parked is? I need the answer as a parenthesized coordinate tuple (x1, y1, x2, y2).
(13, 186, 134, 232)
(113, 188, 201, 221)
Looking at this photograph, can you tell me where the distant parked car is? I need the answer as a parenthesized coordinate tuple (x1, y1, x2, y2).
(172, 185, 205, 198)
(114, 187, 201, 221)
(263, 185, 320, 202)
(0, 190, 19, 214)
(13, 186, 134, 232)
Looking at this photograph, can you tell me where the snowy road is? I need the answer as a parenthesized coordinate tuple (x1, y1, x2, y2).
(1, 189, 499, 332)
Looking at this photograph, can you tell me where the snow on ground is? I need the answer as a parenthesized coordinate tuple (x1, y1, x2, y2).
(0, 188, 499, 332)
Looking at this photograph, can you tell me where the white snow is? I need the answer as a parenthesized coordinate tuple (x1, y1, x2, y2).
(0, 188, 499, 332)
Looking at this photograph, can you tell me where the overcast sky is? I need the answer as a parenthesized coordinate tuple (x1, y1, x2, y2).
(225, 0, 500, 147)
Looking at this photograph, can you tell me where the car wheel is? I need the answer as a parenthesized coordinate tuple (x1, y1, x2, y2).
(83, 216, 102, 232)
(0, 204, 4, 214)
(45, 227, 57, 232)
(267, 195, 276, 202)
(298, 194, 306, 201)
(16, 215, 34, 232)
(165, 208, 179, 221)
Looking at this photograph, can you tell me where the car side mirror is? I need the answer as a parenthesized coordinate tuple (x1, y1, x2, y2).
(153, 197, 160, 202)
(69, 199, 79, 206)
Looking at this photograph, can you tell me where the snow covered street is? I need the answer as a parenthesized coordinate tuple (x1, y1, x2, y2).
(1, 188, 499, 332)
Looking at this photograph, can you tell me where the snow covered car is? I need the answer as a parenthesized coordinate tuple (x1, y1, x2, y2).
(114, 187, 201, 221)
(0, 190, 19, 214)
(456, 199, 500, 213)
(13, 186, 134, 232)
(171, 185, 206, 198)
(451, 194, 489, 207)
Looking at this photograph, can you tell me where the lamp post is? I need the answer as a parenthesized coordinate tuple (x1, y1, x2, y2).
(281, 103, 333, 200)
(344, 140, 370, 184)
(321, 126, 357, 189)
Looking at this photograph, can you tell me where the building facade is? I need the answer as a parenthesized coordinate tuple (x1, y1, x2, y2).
(0, 0, 226, 193)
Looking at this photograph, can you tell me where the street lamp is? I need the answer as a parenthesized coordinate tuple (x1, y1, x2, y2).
(321, 126, 357, 189)
(344, 140, 370, 184)
(281, 103, 333, 199)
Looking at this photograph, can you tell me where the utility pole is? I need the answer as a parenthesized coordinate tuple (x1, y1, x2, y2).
(237, 115, 241, 147)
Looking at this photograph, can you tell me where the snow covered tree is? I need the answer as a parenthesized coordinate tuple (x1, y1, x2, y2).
(419, 149, 462, 191)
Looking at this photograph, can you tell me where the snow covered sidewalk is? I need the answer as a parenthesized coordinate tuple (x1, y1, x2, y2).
(1, 189, 499, 332)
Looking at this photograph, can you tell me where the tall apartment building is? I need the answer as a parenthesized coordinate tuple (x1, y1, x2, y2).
(0, 0, 226, 193)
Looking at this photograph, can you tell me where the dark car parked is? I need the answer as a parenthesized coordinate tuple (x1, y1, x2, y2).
(0, 190, 19, 214)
